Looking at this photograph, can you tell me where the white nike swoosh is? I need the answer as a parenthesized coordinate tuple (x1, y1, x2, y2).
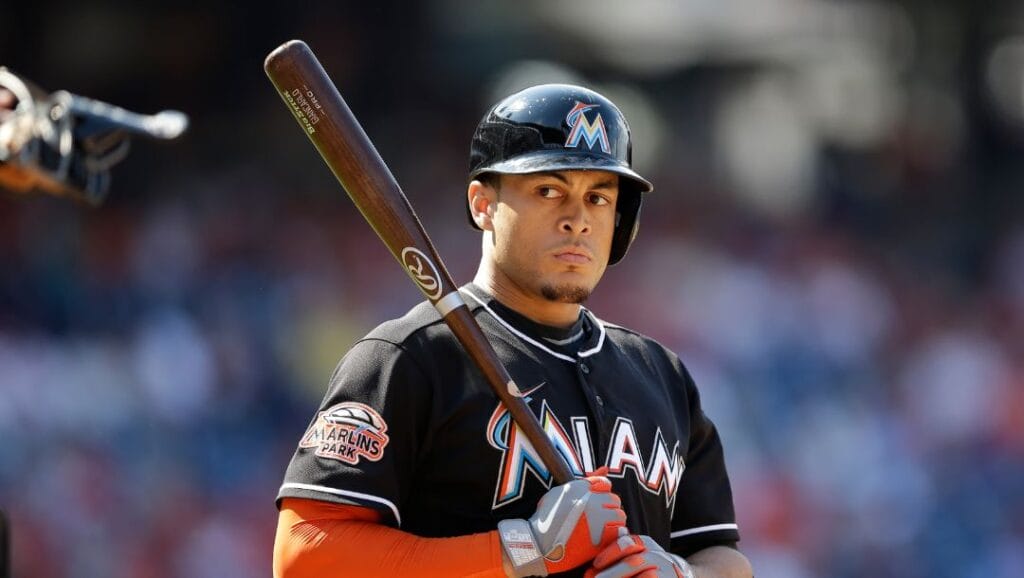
(508, 380, 546, 398)
(507, 380, 523, 397)
(535, 486, 566, 534)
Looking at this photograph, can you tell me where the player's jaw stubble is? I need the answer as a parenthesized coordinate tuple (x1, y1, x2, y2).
(540, 283, 591, 304)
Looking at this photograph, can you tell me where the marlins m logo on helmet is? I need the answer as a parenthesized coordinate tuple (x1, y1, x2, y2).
(564, 102, 611, 154)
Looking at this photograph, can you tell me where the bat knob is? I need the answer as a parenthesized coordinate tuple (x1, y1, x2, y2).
(148, 110, 189, 140)
(265, 39, 312, 72)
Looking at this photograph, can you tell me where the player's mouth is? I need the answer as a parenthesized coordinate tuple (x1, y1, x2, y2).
(552, 246, 593, 264)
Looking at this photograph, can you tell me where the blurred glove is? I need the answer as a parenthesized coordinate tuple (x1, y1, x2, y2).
(585, 531, 696, 578)
(0, 66, 187, 205)
(499, 471, 627, 577)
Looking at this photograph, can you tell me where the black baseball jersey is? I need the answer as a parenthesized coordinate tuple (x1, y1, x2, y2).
(277, 284, 740, 574)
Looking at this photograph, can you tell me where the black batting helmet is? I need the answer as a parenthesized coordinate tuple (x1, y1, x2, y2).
(468, 84, 653, 266)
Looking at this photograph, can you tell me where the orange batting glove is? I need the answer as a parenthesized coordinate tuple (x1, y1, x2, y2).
(499, 471, 626, 577)
(584, 531, 696, 578)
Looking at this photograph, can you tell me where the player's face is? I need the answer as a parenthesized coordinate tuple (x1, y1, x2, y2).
(482, 170, 619, 304)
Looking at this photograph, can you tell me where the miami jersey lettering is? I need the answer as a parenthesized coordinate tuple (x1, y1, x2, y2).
(486, 397, 686, 509)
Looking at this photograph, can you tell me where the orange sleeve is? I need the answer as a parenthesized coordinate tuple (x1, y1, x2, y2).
(273, 498, 508, 578)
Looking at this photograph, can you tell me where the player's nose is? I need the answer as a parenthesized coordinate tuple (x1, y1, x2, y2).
(559, 198, 591, 235)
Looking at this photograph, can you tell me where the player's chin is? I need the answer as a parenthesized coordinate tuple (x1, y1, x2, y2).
(540, 283, 592, 304)
(538, 273, 599, 304)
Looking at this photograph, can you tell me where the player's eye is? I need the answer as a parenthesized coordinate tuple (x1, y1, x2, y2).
(587, 192, 611, 206)
(537, 186, 562, 198)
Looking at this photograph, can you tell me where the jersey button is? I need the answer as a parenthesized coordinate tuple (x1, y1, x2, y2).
(579, 362, 590, 374)
(595, 395, 604, 406)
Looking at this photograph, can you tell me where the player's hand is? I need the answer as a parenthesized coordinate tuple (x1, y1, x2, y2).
(584, 531, 696, 578)
(498, 471, 627, 577)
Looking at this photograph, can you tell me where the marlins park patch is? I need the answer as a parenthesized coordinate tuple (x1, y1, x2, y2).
(300, 402, 390, 465)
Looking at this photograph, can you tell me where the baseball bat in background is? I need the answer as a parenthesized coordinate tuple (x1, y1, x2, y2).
(0, 508, 9, 578)
(264, 40, 575, 485)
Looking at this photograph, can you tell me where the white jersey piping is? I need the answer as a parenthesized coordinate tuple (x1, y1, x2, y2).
(670, 523, 739, 539)
(279, 482, 402, 526)
(577, 317, 606, 358)
(464, 291, 607, 362)
(543, 329, 585, 346)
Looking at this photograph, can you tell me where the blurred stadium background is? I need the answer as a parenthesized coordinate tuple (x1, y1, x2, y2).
(2, 1, 1023, 576)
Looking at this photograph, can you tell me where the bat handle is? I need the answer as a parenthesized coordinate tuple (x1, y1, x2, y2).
(442, 303, 576, 485)
(0, 508, 8, 578)
(396, 249, 575, 483)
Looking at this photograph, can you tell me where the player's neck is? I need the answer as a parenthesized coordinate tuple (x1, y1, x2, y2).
(472, 267, 582, 329)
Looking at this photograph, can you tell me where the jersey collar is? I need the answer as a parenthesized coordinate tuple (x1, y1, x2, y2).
(462, 283, 607, 362)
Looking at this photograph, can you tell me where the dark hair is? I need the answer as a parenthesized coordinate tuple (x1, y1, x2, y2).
(475, 172, 501, 191)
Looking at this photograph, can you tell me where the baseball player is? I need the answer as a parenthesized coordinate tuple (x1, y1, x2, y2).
(274, 84, 752, 578)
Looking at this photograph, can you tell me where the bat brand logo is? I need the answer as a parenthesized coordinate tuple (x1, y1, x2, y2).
(401, 247, 443, 300)
(564, 102, 611, 154)
(300, 402, 390, 465)
(284, 87, 322, 134)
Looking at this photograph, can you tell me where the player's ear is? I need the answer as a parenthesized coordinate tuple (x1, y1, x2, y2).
(468, 179, 497, 231)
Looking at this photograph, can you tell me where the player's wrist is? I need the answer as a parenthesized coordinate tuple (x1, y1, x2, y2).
(669, 552, 697, 578)
(585, 533, 698, 578)
(498, 519, 548, 577)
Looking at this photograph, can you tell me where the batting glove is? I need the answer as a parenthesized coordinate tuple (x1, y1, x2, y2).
(585, 531, 696, 578)
(499, 472, 627, 577)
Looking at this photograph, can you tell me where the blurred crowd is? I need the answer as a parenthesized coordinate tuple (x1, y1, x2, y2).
(2, 1, 1024, 577)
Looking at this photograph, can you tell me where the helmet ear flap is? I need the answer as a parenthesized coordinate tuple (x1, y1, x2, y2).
(609, 189, 642, 266)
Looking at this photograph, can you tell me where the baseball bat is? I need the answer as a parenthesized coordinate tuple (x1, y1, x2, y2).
(0, 509, 8, 578)
(264, 40, 575, 485)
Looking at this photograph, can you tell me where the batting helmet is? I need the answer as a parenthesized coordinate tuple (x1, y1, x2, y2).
(468, 84, 653, 266)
